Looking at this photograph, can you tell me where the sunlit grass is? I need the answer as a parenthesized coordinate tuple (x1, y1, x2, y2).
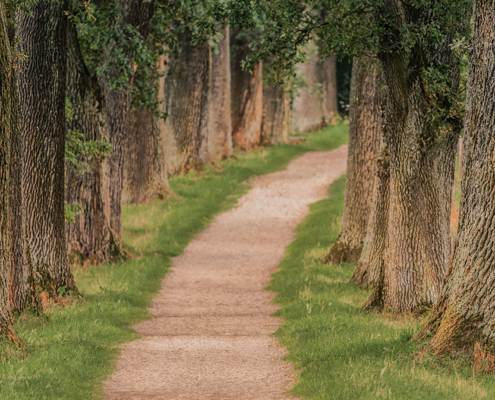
(270, 175, 495, 400)
(0, 124, 348, 399)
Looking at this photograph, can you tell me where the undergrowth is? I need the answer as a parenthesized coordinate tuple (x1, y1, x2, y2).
(270, 176, 495, 399)
(0, 124, 348, 399)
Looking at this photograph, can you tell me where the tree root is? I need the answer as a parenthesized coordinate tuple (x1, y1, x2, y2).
(323, 239, 363, 265)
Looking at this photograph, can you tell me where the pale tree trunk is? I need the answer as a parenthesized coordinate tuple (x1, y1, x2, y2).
(163, 29, 210, 175)
(0, 1, 22, 341)
(16, 0, 78, 296)
(325, 57, 382, 265)
(262, 79, 285, 144)
(291, 42, 325, 134)
(364, 0, 462, 313)
(321, 53, 339, 122)
(230, 32, 263, 151)
(65, 20, 111, 264)
(415, 0, 495, 352)
(97, 0, 154, 248)
(208, 27, 232, 161)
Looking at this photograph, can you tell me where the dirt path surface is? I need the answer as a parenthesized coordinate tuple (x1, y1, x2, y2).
(105, 146, 348, 400)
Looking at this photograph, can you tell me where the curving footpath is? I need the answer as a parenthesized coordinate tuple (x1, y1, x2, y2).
(105, 146, 347, 400)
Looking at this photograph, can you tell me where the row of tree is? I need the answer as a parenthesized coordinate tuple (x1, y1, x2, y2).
(258, 0, 492, 356)
(0, 0, 339, 342)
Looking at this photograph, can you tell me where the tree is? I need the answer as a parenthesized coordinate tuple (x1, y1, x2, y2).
(324, 57, 382, 265)
(222, 0, 469, 313)
(414, 0, 495, 354)
(16, 0, 78, 295)
(65, 18, 112, 264)
(230, 30, 263, 150)
(208, 26, 233, 160)
(97, 0, 155, 249)
(162, 28, 210, 175)
(0, 0, 22, 341)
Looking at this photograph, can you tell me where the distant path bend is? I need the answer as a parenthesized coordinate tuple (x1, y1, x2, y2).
(105, 146, 348, 400)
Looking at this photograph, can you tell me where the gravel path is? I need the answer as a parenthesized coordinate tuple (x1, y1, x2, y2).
(104, 146, 347, 400)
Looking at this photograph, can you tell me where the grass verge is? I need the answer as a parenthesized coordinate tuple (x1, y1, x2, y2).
(0, 124, 347, 399)
(270, 176, 495, 400)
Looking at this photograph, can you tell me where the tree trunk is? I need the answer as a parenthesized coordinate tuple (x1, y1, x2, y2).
(16, 0, 77, 296)
(97, 0, 154, 247)
(324, 57, 382, 265)
(65, 20, 111, 264)
(163, 29, 210, 175)
(320, 53, 339, 122)
(414, 0, 495, 352)
(124, 105, 169, 204)
(208, 27, 233, 161)
(262, 79, 285, 144)
(350, 142, 389, 287)
(230, 32, 263, 151)
(0, 1, 22, 342)
(363, 0, 462, 313)
(291, 42, 326, 134)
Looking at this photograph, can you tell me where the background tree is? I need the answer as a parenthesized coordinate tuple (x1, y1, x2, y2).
(324, 56, 382, 265)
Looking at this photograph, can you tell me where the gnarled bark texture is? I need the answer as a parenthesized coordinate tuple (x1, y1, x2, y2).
(97, 0, 154, 247)
(208, 27, 232, 160)
(291, 43, 338, 134)
(8, 22, 39, 312)
(415, 0, 495, 352)
(16, 0, 77, 295)
(325, 57, 382, 265)
(351, 141, 389, 287)
(0, 2, 22, 341)
(65, 20, 111, 264)
(364, 0, 463, 313)
(231, 32, 263, 151)
(163, 30, 210, 175)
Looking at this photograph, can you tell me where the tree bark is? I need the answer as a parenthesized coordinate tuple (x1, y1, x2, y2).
(97, 0, 154, 248)
(163, 29, 210, 175)
(262, 78, 285, 144)
(414, 0, 495, 352)
(0, 1, 22, 341)
(350, 141, 389, 287)
(364, 0, 462, 313)
(16, 0, 77, 295)
(65, 20, 111, 264)
(124, 105, 169, 204)
(230, 32, 263, 151)
(208, 27, 233, 161)
(321, 53, 339, 122)
(325, 57, 383, 265)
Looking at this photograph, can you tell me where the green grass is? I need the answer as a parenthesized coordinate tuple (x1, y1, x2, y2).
(270, 175, 495, 400)
(0, 124, 348, 399)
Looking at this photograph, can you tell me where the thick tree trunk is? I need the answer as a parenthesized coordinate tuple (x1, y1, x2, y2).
(364, 0, 461, 313)
(351, 142, 389, 287)
(16, 0, 77, 295)
(415, 0, 495, 352)
(324, 57, 382, 265)
(230, 32, 263, 151)
(97, 0, 154, 247)
(163, 30, 210, 175)
(65, 20, 111, 264)
(262, 79, 285, 144)
(124, 105, 169, 204)
(0, 2, 22, 341)
(208, 27, 233, 161)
